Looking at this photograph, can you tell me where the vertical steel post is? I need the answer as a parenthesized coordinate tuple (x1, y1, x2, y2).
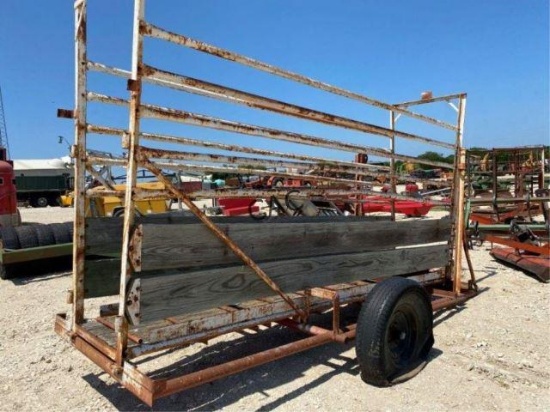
(116, 0, 145, 365)
(453, 95, 467, 295)
(72, 0, 87, 328)
(389, 111, 397, 221)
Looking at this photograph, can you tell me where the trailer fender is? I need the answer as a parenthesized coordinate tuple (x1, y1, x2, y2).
(355, 277, 434, 387)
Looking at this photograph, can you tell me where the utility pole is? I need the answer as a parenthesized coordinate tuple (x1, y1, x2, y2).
(0, 86, 10, 158)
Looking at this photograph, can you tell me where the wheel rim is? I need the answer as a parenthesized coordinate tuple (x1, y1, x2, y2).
(37, 197, 48, 207)
(387, 305, 417, 366)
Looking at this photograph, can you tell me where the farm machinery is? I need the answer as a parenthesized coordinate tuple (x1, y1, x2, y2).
(465, 146, 550, 282)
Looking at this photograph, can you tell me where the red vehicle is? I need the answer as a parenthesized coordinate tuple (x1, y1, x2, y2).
(361, 195, 434, 217)
(0, 148, 20, 227)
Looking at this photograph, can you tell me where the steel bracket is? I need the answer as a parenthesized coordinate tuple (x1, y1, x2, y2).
(126, 279, 141, 324)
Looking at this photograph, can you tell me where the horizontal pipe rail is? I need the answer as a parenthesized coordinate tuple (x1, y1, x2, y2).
(395, 93, 466, 107)
(140, 146, 386, 179)
(87, 92, 455, 168)
(141, 23, 458, 132)
(142, 64, 455, 149)
(86, 123, 390, 172)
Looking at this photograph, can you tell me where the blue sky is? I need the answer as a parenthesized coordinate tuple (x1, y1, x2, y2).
(0, 0, 548, 162)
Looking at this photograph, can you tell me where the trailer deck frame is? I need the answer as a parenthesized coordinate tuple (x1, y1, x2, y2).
(56, 0, 474, 405)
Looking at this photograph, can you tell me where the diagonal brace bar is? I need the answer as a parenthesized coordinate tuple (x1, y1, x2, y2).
(138, 153, 308, 320)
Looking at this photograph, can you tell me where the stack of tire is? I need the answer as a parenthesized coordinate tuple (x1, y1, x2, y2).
(0, 222, 73, 279)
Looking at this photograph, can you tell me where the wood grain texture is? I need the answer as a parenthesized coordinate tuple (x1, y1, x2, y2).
(136, 218, 451, 271)
(84, 258, 121, 298)
(136, 244, 449, 322)
(84, 214, 392, 256)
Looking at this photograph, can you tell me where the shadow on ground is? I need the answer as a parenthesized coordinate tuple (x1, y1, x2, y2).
(80, 303, 448, 411)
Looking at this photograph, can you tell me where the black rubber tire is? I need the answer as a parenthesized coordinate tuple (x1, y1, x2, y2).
(33, 224, 56, 247)
(0, 226, 21, 250)
(64, 221, 74, 240)
(35, 196, 49, 208)
(112, 208, 125, 218)
(355, 277, 434, 387)
(15, 225, 39, 249)
(50, 223, 72, 244)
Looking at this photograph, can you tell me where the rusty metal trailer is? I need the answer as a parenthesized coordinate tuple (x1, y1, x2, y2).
(55, 0, 475, 405)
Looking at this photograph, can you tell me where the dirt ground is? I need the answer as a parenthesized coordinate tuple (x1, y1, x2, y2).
(0, 206, 548, 411)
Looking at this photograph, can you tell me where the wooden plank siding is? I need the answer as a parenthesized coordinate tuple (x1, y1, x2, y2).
(135, 244, 449, 322)
(82, 216, 451, 323)
(134, 218, 451, 271)
(85, 214, 392, 257)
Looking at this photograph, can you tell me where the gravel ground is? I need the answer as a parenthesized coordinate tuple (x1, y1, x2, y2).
(0, 206, 548, 411)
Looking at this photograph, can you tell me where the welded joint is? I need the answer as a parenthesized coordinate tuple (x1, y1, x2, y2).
(127, 79, 141, 92)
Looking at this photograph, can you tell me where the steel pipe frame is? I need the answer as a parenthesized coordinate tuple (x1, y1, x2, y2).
(87, 92, 456, 169)
(72, 0, 87, 327)
(86, 124, 391, 172)
(139, 146, 383, 179)
(140, 64, 455, 150)
(141, 22, 458, 132)
(55, 269, 459, 407)
(65, 0, 469, 403)
(115, 0, 145, 366)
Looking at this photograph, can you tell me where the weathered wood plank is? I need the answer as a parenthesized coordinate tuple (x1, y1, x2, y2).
(136, 244, 448, 322)
(136, 218, 451, 271)
(84, 258, 121, 298)
(85, 214, 391, 256)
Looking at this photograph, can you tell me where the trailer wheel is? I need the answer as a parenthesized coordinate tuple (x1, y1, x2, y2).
(0, 226, 21, 250)
(355, 277, 434, 387)
(15, 225, 39, 249)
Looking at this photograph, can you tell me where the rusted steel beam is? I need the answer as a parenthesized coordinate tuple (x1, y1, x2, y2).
(87, 123, 390, 172)
(141, 104, 456, 154)
(86, 155, 126, 167)
(431, 289, 476, 311)
(140, 146, 381, 179)
(141, 23, 458, 132)
(85, 165, 116, 190)
(484, 235, 549, 256)
(87, 92, 455, 167)
(140, 156, 308, 320)
(469, 197, 550, 204)
(451, 96, 467, 295)
(142, 64, 454, 148)
(115, 0, 144, 365)
(151, 161, 371, 188)
(72, 0, 87, 328)
(154, 332, 334, 401)
(87, 92, 455, 168)
(395, 93, 466, 107)
(277, 319, 354, 344)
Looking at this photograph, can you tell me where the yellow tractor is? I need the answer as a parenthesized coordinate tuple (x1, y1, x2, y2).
(61, 181, 170, 217)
